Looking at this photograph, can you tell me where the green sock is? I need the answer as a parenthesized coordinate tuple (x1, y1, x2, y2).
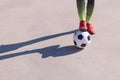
(77, 0, 85, 21)
(86, 0, 95, 23)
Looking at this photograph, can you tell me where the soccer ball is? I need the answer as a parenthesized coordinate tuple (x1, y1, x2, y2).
(73, 30, 91, 48)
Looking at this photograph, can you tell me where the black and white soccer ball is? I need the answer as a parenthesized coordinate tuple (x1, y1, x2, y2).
(73, 30, 91, 48)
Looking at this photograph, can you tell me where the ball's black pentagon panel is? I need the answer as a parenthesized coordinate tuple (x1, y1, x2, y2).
(78, 34, 83, 40)
(81, 43, 86, 47)
(73, 41, 77, 45)
(87, 35, 91, 41)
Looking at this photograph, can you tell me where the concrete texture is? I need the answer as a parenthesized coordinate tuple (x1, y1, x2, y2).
(0, 0, 120, 80)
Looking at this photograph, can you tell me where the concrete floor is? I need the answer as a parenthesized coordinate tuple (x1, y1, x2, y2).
(0, 0, 120, 80)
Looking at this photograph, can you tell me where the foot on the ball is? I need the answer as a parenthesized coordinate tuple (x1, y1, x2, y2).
(86, 23, 95, 35)
(79, 20, 87, 31)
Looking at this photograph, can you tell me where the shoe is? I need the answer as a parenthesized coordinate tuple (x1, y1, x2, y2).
(86, 23, 95, 35)
(79, 20, 87, 31)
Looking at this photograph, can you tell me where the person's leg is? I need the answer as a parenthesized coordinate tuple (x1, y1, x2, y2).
(77, 0, 85, 20)
(86, 0, 95, 34)
(86, 0, 94, 23)
(77, 0, 87, 31)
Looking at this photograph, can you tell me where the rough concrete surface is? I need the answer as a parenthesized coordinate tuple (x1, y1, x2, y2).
(0, 0, 120, 80)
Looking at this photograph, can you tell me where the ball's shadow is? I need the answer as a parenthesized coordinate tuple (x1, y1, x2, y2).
(40, 45, 83, 58)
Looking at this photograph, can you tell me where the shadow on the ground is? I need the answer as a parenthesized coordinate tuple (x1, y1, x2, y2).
(0, 29, 83, 60)
(0, 30, 77, 53)
(0, 45, 83, 60)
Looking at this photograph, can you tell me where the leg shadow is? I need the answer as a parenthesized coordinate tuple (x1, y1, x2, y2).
(0, 45, 83, 60)
(0, 30, 77, 53)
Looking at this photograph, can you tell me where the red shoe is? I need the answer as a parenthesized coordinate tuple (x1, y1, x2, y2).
(79, 20, 87, 31)
(86, 23, 95, 35)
